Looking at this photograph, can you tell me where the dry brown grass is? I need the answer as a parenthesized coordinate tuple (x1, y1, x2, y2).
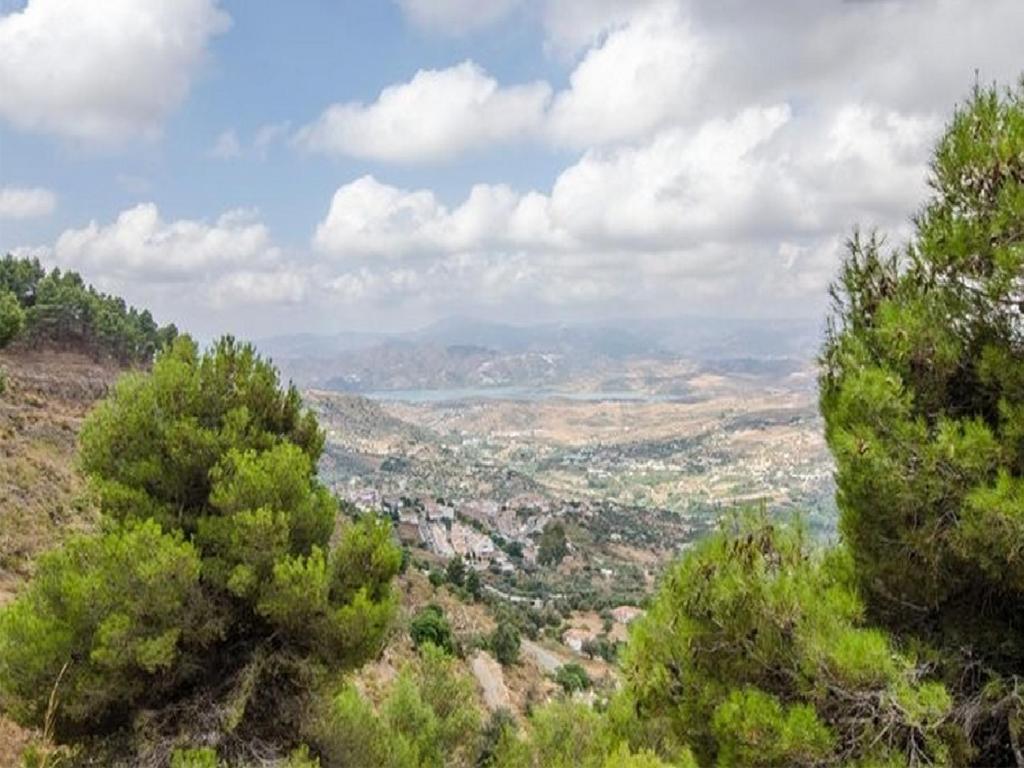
(0, 350, 116, 587)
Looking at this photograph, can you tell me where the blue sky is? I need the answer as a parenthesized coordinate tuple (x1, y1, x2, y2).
(0, 2, 566, 242)
(1, 0, 1022, 338)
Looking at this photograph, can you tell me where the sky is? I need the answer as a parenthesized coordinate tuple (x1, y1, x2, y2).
(0, 0, 1022, 339)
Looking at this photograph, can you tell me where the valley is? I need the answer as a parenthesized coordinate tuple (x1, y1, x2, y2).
(306, 348, 835, 618)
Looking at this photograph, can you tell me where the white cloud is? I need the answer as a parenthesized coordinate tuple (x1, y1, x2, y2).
(0, 186, 56, 219)
(397, 0, 521, 36)
(16, 205, 314, 335)
(210, 129, 242, 159)
(314, 176, 447, 256)
(52, 204, 279, 282)
(313, 175, 566, 257)
(546, 4, 709, 148)
(0, 0, 230, 143)
(294, 61, 551, 163)
(548, 105, 796, 247)
(314, 106, 800, 258)
(309, 97, 940, 316)
(540, 0, 670, 58)
(208, 269, 307, 307)
(294, 0, 1024, 323)
(296, 8, 702, 161)
(331, 0, 1024, 163)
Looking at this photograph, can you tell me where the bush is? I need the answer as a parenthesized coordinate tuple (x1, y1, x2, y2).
(0, 287, 25, 347)
(538, 521, 567, 567)
(446, 555, 466, 587)
(0, 336, 401, 744)
(490, 621, 521, 667)
(487, 700, 691, 768)
(465, 569, 481, 600)
(410, 604, 454, 654)
(0, 520, 207, 732)
(622, 516, 952, 766)
(478, 709, 517, 767)
(554, 663, 591, 694)
(306, 643, 480, 767)
(170, 747, 221, 768)
(581, 637, 617, 663)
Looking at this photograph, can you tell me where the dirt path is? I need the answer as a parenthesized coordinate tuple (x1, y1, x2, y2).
(521, 639, 568, 675)
(470, 651, 511, 711)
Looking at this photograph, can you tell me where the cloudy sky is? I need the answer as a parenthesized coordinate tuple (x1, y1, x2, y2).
(0, 0, 1021, 338)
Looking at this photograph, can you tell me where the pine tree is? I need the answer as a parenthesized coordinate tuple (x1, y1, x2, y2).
(820, 82, 1024, 762)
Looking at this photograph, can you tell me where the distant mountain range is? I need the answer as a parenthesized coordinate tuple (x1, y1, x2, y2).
(256, 315, 824, 392)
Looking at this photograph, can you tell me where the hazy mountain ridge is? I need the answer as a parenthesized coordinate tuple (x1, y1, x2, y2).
(259, 316, 823, 391)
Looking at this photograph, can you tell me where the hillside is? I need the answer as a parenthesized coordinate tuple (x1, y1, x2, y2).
(0, 350, 117, 597)
(0, 349, 122, 764)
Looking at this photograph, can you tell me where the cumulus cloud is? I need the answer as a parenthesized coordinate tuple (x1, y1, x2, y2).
(313, 176, 566, 257)
(295, 0, 1024, 323)
(295, 61, 551, 163)
(13, 204, 320, 340)
(0, 0, 230, 142)
(539, 0, 667, 56)
(295, 8, 702, 161)
(52, 204, 279, 282)
(545, 5, 709, 147)
(208, 269, 308, 307)
(337, 0, 1024, 163)
(309, 96, 941, 317)
(209, 124, 289, 161)
(312, 104, 873, 259)
(0, 186, 56, 219)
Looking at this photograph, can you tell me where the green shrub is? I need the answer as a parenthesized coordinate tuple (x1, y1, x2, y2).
(710, 688, 834, 767)
(464, 569, 481, 600)
(0, 520, 207, 732)
(170, 746, 221, 768)
(446, 555, 466, 587)
(283, 745, 321, 767)
(0, 287, 25, 347)
(600, 743, 692, 768)
(490, 700, 621, 768)
(410, 604, 453, 654)
(477, 709, 517, 767)
(490, 621, 520, 667)
(554, 663, 591, 694)
(0, 336, 401, 743)
(305, 643, 479, 768)
(622, 516, 952, 766)
(537, 521, 567, 566)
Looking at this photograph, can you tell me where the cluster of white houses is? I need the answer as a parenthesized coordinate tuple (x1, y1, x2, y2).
(346, 488, 547, 572)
